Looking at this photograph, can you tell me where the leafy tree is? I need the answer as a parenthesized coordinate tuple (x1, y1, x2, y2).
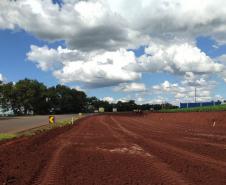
(46, 85, 87, 114)
(1, 78, 178, 115)
(0, 82, 17, 113)
(116, 100, 137, 112)
(14, 79, 48, 114)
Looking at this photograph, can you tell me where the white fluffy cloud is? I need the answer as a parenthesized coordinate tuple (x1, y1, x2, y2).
(153, 81, 178, 92)
(1, 0, 226, 101)
(215, 55, 226, 82)
(2, 0, 226, 50)
(114, 82, 146, 92)
(0, 73, 6, 82)
(127, 42, 224, 75)
(182, 72, 217, 87)
(216, 54, 226, 63)
(152, 74, 218, 103)
(71, 86, 86, 92)
(53, 50, 140, 87)
(27, 45, 85, 71)
(102, 96, 115, 103)
(0, 0, 147, 51)
(27, 46, 141, 87)
(109, 0, 226, 43)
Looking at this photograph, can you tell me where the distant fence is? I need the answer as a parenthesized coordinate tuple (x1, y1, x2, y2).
(180, 101, 221, 108)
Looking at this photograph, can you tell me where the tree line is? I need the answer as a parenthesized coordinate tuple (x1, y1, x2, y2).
(0, 79, 177, 115)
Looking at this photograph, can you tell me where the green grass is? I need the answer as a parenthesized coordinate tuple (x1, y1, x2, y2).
(160, 104, 226, 113)
(0, 133, 17, 141)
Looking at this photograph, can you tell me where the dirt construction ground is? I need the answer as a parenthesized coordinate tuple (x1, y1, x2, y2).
(0, 112, 226, 185)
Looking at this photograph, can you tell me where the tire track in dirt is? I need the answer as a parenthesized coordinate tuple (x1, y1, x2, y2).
(1, 113, 226, 185)
(124, 116, 203, 137)
(55, 115, 159, 184)
(119, 116, 226, 168)
(122, 116, 226, 158)
(98, 116, 127, 144)
(143, 113, 226, 139)
(31, 118, 91, 185)
(105, 115, 192, 185)
(114, 116, 226, 185)
(122, 116, 226, 162)
(33, 115, 126, 185)
(131, 115, 223, 137)
(32, 143, 67, 185)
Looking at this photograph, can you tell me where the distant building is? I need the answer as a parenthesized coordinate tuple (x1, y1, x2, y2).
(99, 107, 105, 113)
(0, 107, 14, 116)
(150, 108, 154, 111)
(180, 101, 221, 108)
(112, 108, 117, 112)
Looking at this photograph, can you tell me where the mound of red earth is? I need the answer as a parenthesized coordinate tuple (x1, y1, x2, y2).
(1, 112, 226, 185)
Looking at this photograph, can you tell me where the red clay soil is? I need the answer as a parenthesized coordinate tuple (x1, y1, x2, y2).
(0, 112, 226, 185)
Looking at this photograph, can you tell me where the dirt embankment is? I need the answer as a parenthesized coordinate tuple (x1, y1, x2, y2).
(0, 112, 226, 185)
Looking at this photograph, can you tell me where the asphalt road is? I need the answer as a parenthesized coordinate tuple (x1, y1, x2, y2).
(0, 114, 76, 133)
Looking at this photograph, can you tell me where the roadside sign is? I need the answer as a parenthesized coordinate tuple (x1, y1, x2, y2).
(49, 116, 55, 124)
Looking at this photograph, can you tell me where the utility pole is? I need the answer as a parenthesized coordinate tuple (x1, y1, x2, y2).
(195, 87, 197, 103)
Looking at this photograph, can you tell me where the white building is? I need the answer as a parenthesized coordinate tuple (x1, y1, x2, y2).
(99, 107, 105, 113)
(113, 108, 117, 112)
(0, 107, 14, 116)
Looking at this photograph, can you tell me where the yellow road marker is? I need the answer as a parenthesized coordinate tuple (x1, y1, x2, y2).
(49, 116, 55, 124)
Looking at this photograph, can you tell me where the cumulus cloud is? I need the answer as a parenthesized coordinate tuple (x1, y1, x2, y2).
(2, 0, 226, 51)
(127, 42, 224, 75)
(182, 72, 217, 87)
(216, 54, 226, 62)
(114, 82, 146, 92)
(102, 96, 115, 103)
(28, 46, 140, 87)
(1, 0, 226, 100)
(153, 81, 178, 92)
(53, 64, 139, 88)
(3, 1, 226, 62)
(109, 0, 226, 43)
(215, 55, 226, 82)
(27, 45, 85, 71)
(0, 0, 147, 51)
(71, 86, 86, 92)
(152, 74, 217, 103)
(0, 73, 6, 82)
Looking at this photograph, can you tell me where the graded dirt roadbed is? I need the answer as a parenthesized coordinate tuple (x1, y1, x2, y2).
(0, 112, 226, 185)
(0, 114, 76, 133)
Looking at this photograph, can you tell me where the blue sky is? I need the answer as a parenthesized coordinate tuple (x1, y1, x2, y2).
(0, 0, 226, 105)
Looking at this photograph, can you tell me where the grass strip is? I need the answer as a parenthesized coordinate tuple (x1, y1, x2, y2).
(160, 104, 226, 113)
(0, 133, 17, 141)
